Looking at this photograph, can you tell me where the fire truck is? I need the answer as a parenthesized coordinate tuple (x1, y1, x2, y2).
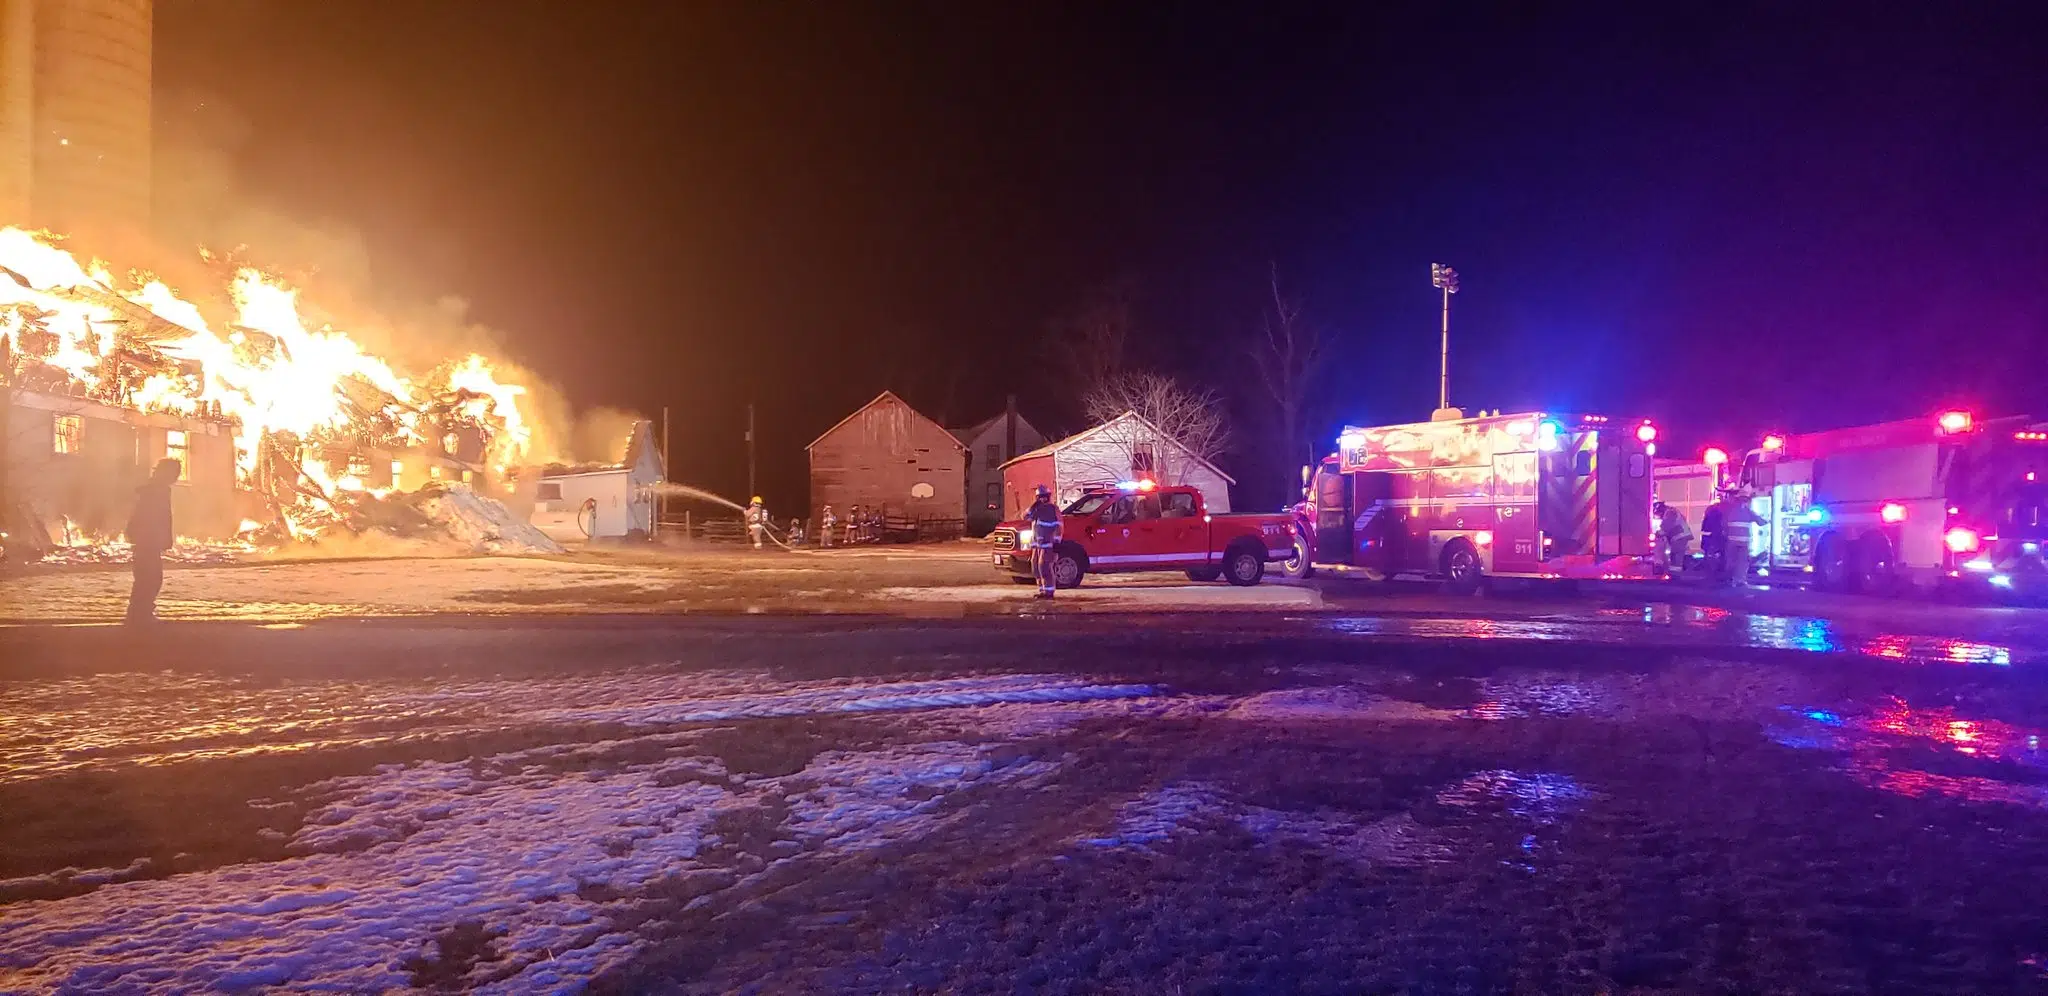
(1729, 410, 2048, 594)
(1285, 411, 1660, 592)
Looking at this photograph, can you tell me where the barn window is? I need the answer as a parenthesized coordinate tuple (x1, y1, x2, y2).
(985, 482, 1001, 508)
(391, 460, 405, 489)
(165, 430, 190, 480)
(53, 414, 82, 454)
(537, 482, 563, 501)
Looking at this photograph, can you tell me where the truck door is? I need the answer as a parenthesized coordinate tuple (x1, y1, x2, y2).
(1157, 490, 1207, 562)
(1085, 495, 1140, 567)
(1596, 431, 1654, 557)
(1352, 471, 1397, 575)
(1123, 492, 1187, 566)
(1491, 452, 1540, 572)
(1312, 464, 1352, 564)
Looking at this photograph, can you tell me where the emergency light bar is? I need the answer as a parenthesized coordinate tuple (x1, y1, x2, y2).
(1938, 410, 1973, 434)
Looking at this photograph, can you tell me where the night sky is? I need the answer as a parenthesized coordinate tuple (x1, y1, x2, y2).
(156, 2, 2048, 510)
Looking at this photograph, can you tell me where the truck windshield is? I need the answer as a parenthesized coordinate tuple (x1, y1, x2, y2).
(1065, 494, 1113, 515)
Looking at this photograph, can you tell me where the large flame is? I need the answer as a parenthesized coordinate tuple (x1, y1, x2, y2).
(1, 226, 537, 534)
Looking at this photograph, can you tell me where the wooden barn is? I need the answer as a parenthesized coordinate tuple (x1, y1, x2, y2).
(807, 391, 966, 531)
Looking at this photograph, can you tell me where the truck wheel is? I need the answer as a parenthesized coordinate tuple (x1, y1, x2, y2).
(1441, 539, 1484, 595)
(1053, 543, 1086, 589)
(1813, 535, 1851, 592)
(1854, 535, 1895, 594)
(1185, 567, 1222, 583)
(1223, 546, 1265, 586)
(1282, 535, 1315, 579)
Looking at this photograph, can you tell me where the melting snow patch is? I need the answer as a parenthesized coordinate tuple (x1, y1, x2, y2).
(1082, 782, 1450, 866)
(1227, 686, 1460, 722)
(0, 730, 1067, 993)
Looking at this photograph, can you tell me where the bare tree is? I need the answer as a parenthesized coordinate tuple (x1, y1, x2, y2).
(1048, 278, 1137, 404)
(1250, 262, 1330, 496)
(1073, 371, 1230, 491)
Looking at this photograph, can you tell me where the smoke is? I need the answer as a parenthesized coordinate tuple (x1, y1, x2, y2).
(68, 88, 586, 464)
(567, 407, 642, 465)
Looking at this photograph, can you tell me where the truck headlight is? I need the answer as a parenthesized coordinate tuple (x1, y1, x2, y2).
(1016, 527, 1033, 545)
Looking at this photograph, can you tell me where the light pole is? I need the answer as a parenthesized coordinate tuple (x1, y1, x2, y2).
(1430, 263, 1459, 416)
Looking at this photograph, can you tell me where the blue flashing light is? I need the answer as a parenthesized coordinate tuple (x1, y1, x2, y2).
(1803, 709, 1843, 726)
(1991, 574, 2015, 589)
(1801, 507, 1828, 525)
(1535, 419, 1562, 452)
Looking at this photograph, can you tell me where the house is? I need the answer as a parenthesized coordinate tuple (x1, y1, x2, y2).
(523, 420, 663, 542)
(807, 391, 965, 526)
(999, 410, 1235, 517)
(950, 404, 1045, 535)
(4, 386, 242, 543)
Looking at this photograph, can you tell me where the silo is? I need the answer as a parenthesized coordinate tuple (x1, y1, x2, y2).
(0, 0, 152, 234)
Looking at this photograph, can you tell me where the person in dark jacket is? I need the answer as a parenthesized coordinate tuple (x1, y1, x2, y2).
(1022, 484, 1063, 598)
(126, 458, 180, 623)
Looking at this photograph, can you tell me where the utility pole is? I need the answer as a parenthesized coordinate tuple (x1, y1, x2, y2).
(658, 405, 669, 538)
(1430, 263, 1460, 420)
(745, 402, 756, 500)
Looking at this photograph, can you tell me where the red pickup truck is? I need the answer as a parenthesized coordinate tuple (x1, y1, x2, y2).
(988, 483, 1298, 588)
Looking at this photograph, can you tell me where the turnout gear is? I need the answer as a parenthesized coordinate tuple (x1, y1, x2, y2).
(1023, 485, 1062, 597)
(745, 498, 769, 550)
(819, 505, 837, 547)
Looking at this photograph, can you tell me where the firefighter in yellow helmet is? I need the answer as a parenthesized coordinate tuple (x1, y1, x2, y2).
(745, 496, 768, 550)
(818, 504, 838, 548)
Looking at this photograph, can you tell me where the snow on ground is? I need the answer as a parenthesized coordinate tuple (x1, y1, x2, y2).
(0, 670, 1163, 784)
(0, 557, 673, 622)
(1225, 684, 1463, 722)
(1079, 781, 1452, 867)
(875, 581, 1321, 608)
(0, 684, 1125, 993)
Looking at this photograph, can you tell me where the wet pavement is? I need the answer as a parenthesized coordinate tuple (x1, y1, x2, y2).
(6, 595, 2048, 991)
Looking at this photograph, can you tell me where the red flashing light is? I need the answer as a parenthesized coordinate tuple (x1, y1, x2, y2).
(1880, 502, 1908, 524)
(1762, 433, 1786, 452)
(2030, 472, 2039, 482)
(1702, 447, 1729, 466)
(1636, 423, 1658, 443)
(1945, 527, 1981, 553)
(1938, 410, 1973, 434)
(1473, 530, 1494, 546)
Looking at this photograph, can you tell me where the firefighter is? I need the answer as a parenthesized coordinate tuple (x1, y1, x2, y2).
(1700, 498, 1728, 581)
(819, 505, 837, 548)
(745, 497, 768, 550)
(125, 458, 181, 623)
(845, 504, 862, 546)
(1022, 484, 1063, 598)
(1655, 502, 1693, 575)
(788, 517, 804, 546)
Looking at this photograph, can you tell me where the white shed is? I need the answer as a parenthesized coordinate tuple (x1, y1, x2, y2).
(998, 410, 1235, 518)
(531, 420, 664, 541)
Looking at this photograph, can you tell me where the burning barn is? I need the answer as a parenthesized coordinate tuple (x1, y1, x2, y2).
(0, 227, 541, 557)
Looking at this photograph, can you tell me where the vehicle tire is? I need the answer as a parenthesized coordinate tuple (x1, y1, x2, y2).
(1223, 545, 1265, 586)
(1052, 543, 1086, 589)
(1441, 539, 1484, 595)
(1812, 534, 1851, 592)
(1281, 534, 1315, 579)
(1185, 567, 1222, 583)
(1853, 535, 1895, 594)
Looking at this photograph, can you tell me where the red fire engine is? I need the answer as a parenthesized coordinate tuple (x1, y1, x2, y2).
(1286, 411, 1659, 591)
(1732, 409, 2048, 594)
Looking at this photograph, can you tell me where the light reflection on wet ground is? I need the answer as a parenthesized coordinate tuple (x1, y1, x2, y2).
(1772, 698, 2048, 808)
(1314, 604, 2034, 665)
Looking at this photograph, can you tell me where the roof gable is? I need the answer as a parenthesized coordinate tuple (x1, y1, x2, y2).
(951, 411, 1044, 448)
(806, 390, 965, 451)
(1001, 410, 1235, 484)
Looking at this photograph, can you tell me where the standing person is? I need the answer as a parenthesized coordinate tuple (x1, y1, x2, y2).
(788, 516, 804, 546)
(845, 504, 861, 546)
(745, 497, 768, 550)
(1022, 484, 1063, 599)
(1655, 502, 1692, 575)
(125, 458, 180, 623)
(819, 505, 838, 548)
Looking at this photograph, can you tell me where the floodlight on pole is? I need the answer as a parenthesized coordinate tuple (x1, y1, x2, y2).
(1430, 263, 1460, 417)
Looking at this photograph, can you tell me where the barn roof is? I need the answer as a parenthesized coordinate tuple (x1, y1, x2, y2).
(999, 410, 1236, 484)
(805, 390, 964, 451)
(949, 410, 1044, 447)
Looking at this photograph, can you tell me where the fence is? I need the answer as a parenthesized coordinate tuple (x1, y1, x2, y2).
(652, 511, 964, 545)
